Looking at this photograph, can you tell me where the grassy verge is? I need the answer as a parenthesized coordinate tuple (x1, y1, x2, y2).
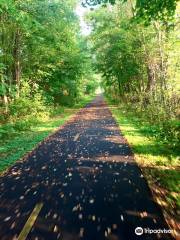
(0, 95, 95, 174)
(106, 99, 180, 237)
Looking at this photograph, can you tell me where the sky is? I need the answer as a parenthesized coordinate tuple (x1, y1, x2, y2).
(75, 4, 92, 36)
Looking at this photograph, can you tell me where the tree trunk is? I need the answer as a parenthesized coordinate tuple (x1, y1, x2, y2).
(117, 78, 122, 98)
(1, 75, 8, 112)
(12, 28, 21, 98)
(146, 65, 156, 92)
(153, 21, 168, 103)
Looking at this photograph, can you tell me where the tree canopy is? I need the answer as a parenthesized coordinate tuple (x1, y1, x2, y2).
(86, 0, 180, 143)
(82, 0, 179, 22)
(0, 0, 97, 115)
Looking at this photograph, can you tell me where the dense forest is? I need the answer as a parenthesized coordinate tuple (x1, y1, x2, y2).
(84, 0, 180, 233)
(85, 0, 180, 147)
(0, 0, 179, 237)
(0, 0, 97, 134)
(0, 0, 179, 145)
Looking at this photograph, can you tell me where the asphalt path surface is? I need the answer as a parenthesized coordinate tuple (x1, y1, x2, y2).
(0, 96, 173, 240)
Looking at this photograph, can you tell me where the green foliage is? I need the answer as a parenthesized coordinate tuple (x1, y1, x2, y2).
(9, 95, 47, 121)
(87, 1, 180, 146)
(85, 79, 98, 94)
(0, 81, 48, 138)
(82, 0, 179, 22)
(0, 0, 98, 138)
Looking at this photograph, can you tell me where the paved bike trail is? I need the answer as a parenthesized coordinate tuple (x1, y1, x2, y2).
(0, 96, 173, 240)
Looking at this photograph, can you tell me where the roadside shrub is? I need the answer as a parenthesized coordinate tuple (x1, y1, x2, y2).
(8, 82, 49, 123)
(50, 106, 65, 117)
(9, 94, 48, 121)
(157, 120, 180, 147)
(0, 123, 16, 139)
(0, 83, 50, 140)
(109, 91, 180, 148)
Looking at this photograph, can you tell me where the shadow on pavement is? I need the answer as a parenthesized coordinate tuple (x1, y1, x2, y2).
(0, 96, 174, 240)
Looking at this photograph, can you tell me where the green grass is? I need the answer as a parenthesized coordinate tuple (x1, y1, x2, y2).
(0, 95, 95, 174)
(107, 100, 180, 219)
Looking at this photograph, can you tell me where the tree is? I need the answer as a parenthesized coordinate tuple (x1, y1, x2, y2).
(0, 0, 96, 112)
(86, 0, 180, 109)
(82, 0, 179, 22)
